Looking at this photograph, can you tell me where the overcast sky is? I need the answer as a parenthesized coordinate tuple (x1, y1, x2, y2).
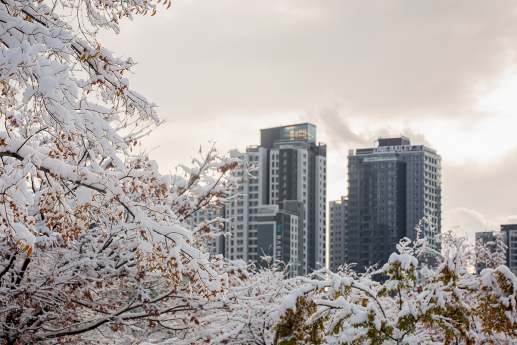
(100, 0, 517, 241)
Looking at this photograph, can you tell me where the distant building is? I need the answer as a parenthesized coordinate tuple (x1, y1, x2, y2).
(224, 123, 327, 275)
(260, 123, 327, 273)
(254, 202, 304, 277)
(224, 147, 269, 264)
(184, 206, 226, 258)
(475, 230, 507, 274)
(501, 224, 517, 274)
(329, 196, 348, 272)
(346, 136, 442, 274)
(474, 224, 517, 275)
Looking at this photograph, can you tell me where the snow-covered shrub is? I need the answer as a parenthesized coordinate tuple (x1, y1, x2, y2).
(274, 229, 517, 345)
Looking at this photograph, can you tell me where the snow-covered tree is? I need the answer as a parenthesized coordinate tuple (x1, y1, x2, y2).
(475, 232, 508, 271)
(207, 258, 300, 345)
(0, 0, 249, 343)
(274, 230, 517, 345)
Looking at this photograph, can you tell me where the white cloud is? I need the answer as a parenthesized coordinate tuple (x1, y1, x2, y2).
(505, 215, 517, 224)
(442, 207, 500, 243)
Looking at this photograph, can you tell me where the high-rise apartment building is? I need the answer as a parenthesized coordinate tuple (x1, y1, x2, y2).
(501, 224, 517, 274)
(253, 202, 304, 277)
(346, 136, 442, 273)
(184, 207, 226, 258)
(475, 230, 507, 274)
(475, 224, 517, 275)
(329, 196, 348, 271)
(225, 123, 327, 275)
(224, 147, 269, 263)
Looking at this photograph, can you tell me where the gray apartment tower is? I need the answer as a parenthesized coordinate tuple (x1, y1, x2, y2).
(346, 136, 442, 273)
(475, 224, 517, 275)
(225, 123, 327, 275)
(502, 224, 517, 274)
(329, 196, 348, 271)
(184, 207, 226, 259)
(475, 230, 507, 274)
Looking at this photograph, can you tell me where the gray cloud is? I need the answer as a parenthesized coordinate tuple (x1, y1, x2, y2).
(442, 149, 517, 223)
(101, 0, 517, 121)
(308, 105, 433, 149)
(97, 0, 517, 230)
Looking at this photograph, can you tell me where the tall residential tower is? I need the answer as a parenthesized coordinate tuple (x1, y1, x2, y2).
(225, 123, 327, 275)
(329, 196, 348, 271)
(345, 136, 441, 273)
(501, 224, 517, 274)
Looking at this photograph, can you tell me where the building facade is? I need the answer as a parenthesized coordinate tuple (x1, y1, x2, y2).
(475, 225, 517, 275)
(501, 224, 517, 274)
(329, 196, 348, 272)
(254, 202, 304, 277)
(184, 207, 227, 258)
(475, 230, 508, 274)
(346, 136, 442, 273)
(224, 147, 269, 263)
(225, 123, 327, 275)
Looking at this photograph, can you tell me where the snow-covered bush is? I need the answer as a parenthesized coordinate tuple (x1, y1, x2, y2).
(274, 230, 517, 345)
